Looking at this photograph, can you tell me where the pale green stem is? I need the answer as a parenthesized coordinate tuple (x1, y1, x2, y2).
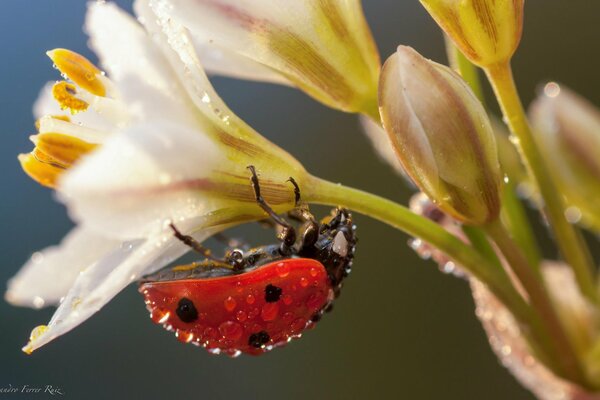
(445, 36, 485, 105)
(484, 219, 588, 386)
(445, 40, 542, 269)
(501, 182, 542, 268)
(485, 62, 598, 305)
(304, 176, 530, 325)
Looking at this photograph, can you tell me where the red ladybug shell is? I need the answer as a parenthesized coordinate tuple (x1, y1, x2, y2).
(140, 258, 333, 356)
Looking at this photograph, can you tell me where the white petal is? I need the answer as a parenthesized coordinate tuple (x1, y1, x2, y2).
(5, 227, 120, 309)
(58, 121, 222, 239)
(85, 2, 176, 99)
(134, 0, 287, 85)
(23, 227, 211, 353)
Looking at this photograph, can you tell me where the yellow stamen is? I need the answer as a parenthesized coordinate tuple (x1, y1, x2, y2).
(34, 133, 97, 166)
(47, 48, 106, 97)
(18, 153, 64, 188)
(35, 115, 70, 132)
(52, 82, 89, 114)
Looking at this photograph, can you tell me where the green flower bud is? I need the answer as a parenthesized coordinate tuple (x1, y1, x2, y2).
(530, 83, 600, 231)
(379, 46, 502, 225)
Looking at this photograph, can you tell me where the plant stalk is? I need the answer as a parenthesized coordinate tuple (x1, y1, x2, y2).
(484, 219, 587, 385)
(485, 62, 598, 305)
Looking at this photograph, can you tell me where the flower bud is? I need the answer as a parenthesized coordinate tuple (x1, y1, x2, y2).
(420, 0, 524, 67)
(379, 46, 502, 225)
(530, 84, 600, 232)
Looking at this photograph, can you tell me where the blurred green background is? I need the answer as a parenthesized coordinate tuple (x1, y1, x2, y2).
(1, 1, 599, 399)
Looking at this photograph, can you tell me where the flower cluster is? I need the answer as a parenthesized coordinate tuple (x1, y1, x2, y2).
(7, 1, 600, 398)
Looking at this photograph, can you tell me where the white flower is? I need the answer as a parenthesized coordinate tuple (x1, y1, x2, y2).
(146, 0, 381, 114)
(7, 1, 307, 353)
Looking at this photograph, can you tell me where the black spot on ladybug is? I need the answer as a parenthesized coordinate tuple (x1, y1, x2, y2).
(248, 331, 270, 348)
(176, 297, 198, 323)
(264, 284, 282, 303)
(311, 313, 322, 323)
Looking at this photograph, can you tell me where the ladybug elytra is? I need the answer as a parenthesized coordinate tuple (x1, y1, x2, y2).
(139, 166, 357, 356)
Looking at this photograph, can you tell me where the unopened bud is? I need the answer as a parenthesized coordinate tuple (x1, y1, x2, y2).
(420, 0, 524, 67)
(379, 46, 502, 225)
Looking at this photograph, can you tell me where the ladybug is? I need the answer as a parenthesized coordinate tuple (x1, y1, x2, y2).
(139, 166, 357, 356)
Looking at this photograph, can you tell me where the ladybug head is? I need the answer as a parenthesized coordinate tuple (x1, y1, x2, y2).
(310, 208, 357, 295)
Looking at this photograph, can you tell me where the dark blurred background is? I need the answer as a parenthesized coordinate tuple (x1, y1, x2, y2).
(1, 1, 599, 399)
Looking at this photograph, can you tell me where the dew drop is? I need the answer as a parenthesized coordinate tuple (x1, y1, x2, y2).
(224, 296, 237, 312)
(291, 318, 307, 333)
(299, 277, 309, 288)
(564, 206, 582, 224)
(235, 310, 247, 322)
(203, 327, 218, 341)
(246, 294, 255, 304)
(282, 294, 293, 305)
(261, 303, 279, 321)
(276, 262, 290, 278)
(176, 330, 194, 343)
(218, 321, 243, 341)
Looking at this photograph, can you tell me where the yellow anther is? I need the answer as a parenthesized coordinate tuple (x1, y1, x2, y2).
(52, 82, 89, 114)
(47, 48, 106, 97)
(35, 133, 97, 166)
(35, 115, 70, 132)
(18, 153, 64, 188)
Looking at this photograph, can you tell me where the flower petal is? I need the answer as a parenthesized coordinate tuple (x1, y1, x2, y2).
(22, 225, 212, 353)
(149, 0, 380, 112)
(58, 120, 223, 239)
(85, 1, 181, 103)
(5, 227, 120, 309)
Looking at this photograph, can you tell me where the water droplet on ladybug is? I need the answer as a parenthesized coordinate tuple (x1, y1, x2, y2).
(309, 267, 319, 277)
(283, 312, 294, 322)
(276, 262, 290, 278)
(306, 292, 325, 311)
(203, 327, 218, 341)
(236, 310, 247, 322)
(261, 303, 279, 321)
(291, 318, 307, 333)
(176, 330, 194, 343)
(224, 296, 237, 312)
(246, 294, 255, 304)
(299, 277, 309, 288)
(282, 294, 293, 305)
(218, 321, 243, 341)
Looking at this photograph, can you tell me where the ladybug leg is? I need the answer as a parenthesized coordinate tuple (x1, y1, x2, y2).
(169, 223, 237, 270)
(247, 165, 296, 253)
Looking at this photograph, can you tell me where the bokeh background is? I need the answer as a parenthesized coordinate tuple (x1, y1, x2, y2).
(1, 1, 600, 399)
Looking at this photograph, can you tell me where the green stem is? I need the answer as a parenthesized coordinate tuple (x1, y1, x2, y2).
(462, 225, 503, 270)
(445, 36, 486, 105)
(501, 182, 542, 268)
(304, 176, 530, 325)
(484, 219, 587, 385)
(485, 62, 598, 304)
